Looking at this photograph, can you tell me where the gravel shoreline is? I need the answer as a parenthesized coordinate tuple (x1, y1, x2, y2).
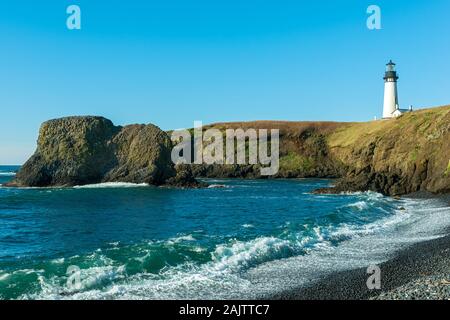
(271, 224, 450, 300)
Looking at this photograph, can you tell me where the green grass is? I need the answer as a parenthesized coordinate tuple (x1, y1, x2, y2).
(445, 160, 450, 177)
(410, 145, 421, 162)
(279, 152, 313, 172)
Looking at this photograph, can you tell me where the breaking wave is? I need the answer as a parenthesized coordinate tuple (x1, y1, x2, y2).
(0, 172, 16, 177)
(73, 182, 149, 189)
(12, 194, 448, 300)
(2, 177, 449, 300)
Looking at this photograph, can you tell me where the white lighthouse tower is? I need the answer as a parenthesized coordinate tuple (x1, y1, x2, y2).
(383, 60, 399, 118)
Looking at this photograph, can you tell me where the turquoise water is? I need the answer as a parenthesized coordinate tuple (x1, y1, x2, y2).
(0, 165, 448, 299)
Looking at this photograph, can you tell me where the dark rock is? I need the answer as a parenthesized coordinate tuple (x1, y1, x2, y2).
(13, 117, 118, 187)
(103, 124, 175, 185)
(165, 164, 206, 188)
(9, 116, 200, 188)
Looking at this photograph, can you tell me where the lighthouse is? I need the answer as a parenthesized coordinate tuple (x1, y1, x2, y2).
(383, 60, 399, 118)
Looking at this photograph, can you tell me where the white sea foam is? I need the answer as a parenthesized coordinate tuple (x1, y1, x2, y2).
(19, 195, 450, 300)
(207, 184, 228, 189)
(1, 181, 148, 190)
(346, 201, 369, 210)
(50, 258, 65, 264)
(23, 238, 282, 300)
(0, 273, 10, 281)
(73, 182, 149, 189)
(0, 172, 16, 176)
(203, 179, 229, 183)
(167, 234, 196, 244)
(13, 268, 45, 275)
(210, 237, 295, 272)
(244, 197, 450, 297)
(32, 264, 127, 299)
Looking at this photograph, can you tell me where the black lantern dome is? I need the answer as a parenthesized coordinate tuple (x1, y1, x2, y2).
(384, 60, 399, 82)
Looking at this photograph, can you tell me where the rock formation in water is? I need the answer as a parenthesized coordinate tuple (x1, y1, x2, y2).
(10, 116, 199, 187)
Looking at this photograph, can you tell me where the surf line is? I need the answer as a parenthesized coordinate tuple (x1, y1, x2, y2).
(171, 121, 280, 176)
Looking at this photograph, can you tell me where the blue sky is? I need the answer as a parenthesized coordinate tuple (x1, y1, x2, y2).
(1, 0, 450, 164)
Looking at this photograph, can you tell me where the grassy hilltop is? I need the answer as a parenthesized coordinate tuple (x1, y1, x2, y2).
(193, 105, 450, 196)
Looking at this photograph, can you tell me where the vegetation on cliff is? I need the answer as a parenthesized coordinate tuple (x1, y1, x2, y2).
(192, 105, 450, 196)
(190, 121, 346, 179)
(326, 105, 450, 195)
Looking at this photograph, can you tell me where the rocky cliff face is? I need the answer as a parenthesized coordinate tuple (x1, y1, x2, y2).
(325, 105, 450, 195)
(12, 116, 197, 187)
(191, 105, 450, 196)
(12, 105, 450, 195)
(190, 121, 346, 179)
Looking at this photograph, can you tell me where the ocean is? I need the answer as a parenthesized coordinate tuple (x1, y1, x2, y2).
(0, 165, 448, 300)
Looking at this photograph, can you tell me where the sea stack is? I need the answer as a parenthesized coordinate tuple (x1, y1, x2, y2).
(10, 116, 199, 188)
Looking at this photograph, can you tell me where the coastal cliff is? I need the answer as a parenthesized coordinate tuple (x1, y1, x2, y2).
(10, 116, 198, 187)
(323, 105, 450, 195)
(191, 105, 450, 196)
(11, 105, 450, 195)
